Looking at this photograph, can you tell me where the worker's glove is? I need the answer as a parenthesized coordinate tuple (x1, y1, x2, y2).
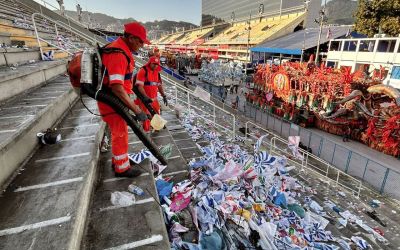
(135, 112, 148, 122)
(143, 96, 153, 104)
(162, 95, 168, 106)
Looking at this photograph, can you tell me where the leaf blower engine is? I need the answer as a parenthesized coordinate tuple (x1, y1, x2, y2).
(67, 49, 167, 165)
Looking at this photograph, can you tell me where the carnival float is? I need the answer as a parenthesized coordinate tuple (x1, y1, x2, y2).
(247, 59, 400, 157)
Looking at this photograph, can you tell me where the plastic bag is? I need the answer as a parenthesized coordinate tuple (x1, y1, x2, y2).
(110, 191, 135, 207)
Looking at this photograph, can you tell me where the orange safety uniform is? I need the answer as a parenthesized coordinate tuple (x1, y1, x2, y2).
(134, 64, 162, 132)
(97, 37, 134, 173)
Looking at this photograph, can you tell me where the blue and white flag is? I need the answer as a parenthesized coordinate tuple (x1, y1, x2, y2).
(254, 151, 277, 173)
(254, 135, 268, 154)
(128, 149, 152, 164)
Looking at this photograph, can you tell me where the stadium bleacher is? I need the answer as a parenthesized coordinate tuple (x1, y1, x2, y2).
(153, 10, 306, 61)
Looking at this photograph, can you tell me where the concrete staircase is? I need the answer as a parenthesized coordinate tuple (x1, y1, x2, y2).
(0, 6, 109, 248)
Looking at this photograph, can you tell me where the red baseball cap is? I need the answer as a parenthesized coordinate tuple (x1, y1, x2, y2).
(146, 56, 162, 71)
(124, 22, 150, 44)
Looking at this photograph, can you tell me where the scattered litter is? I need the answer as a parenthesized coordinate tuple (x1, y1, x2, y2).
(351, 236, 369, 249)
(151, 114, 167, 130)
(160, 143, 172, 159)
(369, 199, 381, 208)
(36, 128, 61, 145)
(110, 191, 135, 207)
(152, 107, 394, 249)
(128, 184, 144, 196)
(100, 135, 109, 153)
(366, 210, 387, 227)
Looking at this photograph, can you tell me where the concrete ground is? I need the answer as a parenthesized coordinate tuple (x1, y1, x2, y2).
(82, 108, 203, 250)
(0, 98, 103, 250)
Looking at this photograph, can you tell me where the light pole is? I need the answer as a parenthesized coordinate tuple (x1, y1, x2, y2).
(301, 29, 307, 62)
(246, 12, 251, 75)
(315, 0, 327, 65)
(280, 0, 283, 18)
(300, 0, 310, 62)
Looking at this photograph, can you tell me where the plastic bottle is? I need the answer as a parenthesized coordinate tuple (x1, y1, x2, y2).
(128, 184, 145, 196)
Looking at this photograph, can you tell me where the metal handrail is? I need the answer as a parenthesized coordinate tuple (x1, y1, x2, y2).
(37, 37, 74, 56)
(34, 0, 109, 40)
(35, 12, 102, 45)
(163, 77, 236, 137)
(135, 60, 236, 136)
(269, 136, 362, 197)
(32, 12, 104, 59)
(139, 61, 364, 197)
(244, 118, 363, 197)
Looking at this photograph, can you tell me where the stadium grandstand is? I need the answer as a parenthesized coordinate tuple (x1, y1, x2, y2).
(152, 0, 321, 62)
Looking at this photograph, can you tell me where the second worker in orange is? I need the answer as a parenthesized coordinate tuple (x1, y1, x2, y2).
(134, 56, 168, 132)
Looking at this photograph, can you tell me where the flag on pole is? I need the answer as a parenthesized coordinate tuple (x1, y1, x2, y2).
(345, 28, 351, 37)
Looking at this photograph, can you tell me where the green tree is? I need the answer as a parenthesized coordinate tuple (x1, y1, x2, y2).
(354, 0, 400, 37)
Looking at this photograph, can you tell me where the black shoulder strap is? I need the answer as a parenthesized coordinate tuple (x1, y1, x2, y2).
(142, 66, 148, 83)
(99, 44, 131, 67)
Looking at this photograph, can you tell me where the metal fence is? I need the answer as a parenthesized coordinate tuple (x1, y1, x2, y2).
(244, 121, 362, 197)
(240, 103, 400, 199)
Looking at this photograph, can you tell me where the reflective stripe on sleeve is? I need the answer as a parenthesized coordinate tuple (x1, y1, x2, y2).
(109, 74, 125, 81)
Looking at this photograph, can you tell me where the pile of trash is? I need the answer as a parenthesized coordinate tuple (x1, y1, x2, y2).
(198, 60, 244, 85)
(156, 110, 389, 250)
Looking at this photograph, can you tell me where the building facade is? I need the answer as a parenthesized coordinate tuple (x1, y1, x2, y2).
(326, 36, 400, 89)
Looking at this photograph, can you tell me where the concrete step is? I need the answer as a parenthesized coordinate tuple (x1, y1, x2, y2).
(0, 74, 78, 188)
(0, 47, 41, 67)
(82, 108, 205, 249)
(0, 59, 67, 103)
(0, 99, 105, 250)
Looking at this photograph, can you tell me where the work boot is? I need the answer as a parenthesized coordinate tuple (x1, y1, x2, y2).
(114, 167, 142, 178)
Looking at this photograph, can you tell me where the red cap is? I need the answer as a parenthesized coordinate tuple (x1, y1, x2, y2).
(124, 22, 150, 44)
(148, 56, 160, 65)
(146, 56, 162, 71)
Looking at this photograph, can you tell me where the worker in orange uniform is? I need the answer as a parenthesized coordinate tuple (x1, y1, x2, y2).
(135, 56, 168, 132)
(97, 22, 150, 178)
(153, 47, 160, 58)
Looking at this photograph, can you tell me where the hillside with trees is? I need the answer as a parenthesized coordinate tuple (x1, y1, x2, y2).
(354, 0, 400, 37)
(63, 10, 197, 35)
(325, 0, 358, 25)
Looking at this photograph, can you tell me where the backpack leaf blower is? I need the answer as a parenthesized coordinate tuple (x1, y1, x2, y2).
(67, 49, 167, 166)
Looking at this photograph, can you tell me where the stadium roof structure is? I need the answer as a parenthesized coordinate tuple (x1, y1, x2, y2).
(251, 25, 353, 55)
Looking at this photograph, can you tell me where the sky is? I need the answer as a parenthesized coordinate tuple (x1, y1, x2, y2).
(37, 0, 202, 25)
